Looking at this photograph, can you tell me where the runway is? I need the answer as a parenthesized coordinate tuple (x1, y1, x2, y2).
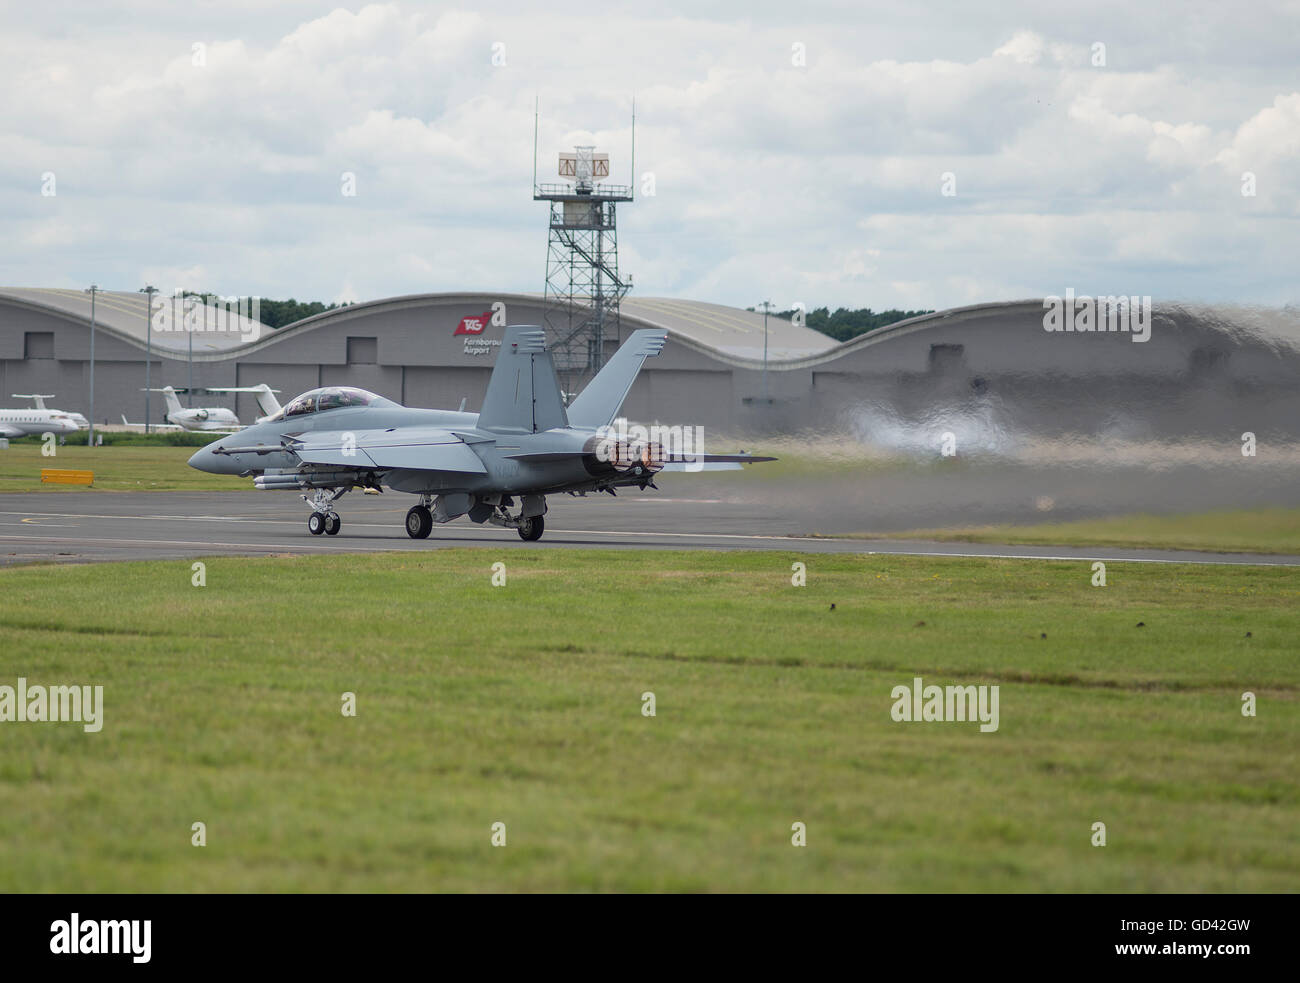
(0, 490, 1296, 567)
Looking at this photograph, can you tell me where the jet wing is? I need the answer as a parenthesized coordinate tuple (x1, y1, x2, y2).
(119, 415, 185, 431)
(288, 427, 487, 473)
(0, 424, 23, 438)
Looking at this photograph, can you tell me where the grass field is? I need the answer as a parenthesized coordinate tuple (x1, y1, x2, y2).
(1, 549, 1295, 892)
(0, 443, 237, 492)
(855, 508, 1300, 555)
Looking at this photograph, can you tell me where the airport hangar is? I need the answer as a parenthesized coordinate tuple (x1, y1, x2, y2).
(1, 286, 1297, 441)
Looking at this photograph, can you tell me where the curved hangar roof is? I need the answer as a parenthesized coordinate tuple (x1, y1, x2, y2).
(0, 287, 264, 353)
(7, 288, 1299, 373)
(0, 287, 837, 361)
(620, 297, 835, 359)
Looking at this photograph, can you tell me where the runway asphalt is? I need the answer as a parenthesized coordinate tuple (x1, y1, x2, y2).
(0, 490, 1296, 567)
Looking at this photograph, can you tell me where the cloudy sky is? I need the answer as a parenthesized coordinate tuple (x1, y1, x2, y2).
(3, 1, 1298, 312)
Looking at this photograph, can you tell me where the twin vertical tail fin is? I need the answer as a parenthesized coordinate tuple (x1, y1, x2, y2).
(477, 326, 668, 433)
(477, 327, 569, 433)
(565, 329, 668, 429)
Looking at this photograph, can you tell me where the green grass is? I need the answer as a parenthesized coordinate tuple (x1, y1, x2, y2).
(9, 430, 222, 447)
(848, 508, 1300, 555)
(0, 442, 238, 492)
(1, 549, 1295, 892)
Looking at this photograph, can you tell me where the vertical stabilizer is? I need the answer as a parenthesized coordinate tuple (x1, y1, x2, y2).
(565, 329, 667, 428)
(477, 326, 569, 433)
(160, 386, 183, 419)
(249, 384, 281, 419)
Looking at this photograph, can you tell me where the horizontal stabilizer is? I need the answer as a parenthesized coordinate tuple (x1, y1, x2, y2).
(661, 453, 777, 464)
(661, 461, 741, 472)
(661, 453, 777, 472)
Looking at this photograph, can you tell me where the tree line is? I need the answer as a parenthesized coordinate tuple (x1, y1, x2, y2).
(148, 290, 352, 329)
(158, 290, 929, 340)
(755, 306, 936, 342)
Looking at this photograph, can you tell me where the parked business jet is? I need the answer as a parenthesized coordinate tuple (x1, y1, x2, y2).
(1, 396, 80, 438)
(12, 394, 88, 429)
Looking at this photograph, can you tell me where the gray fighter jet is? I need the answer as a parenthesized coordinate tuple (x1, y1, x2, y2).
(188, 326, 772, 540)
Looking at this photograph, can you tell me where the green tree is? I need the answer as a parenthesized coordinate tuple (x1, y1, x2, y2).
(747, 306, 935, 342)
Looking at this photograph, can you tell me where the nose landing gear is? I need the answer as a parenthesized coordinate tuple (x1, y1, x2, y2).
(303, 487, 346, 536)
(308, 510, 341, 535)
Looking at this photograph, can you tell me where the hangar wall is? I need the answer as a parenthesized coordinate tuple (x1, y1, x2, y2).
(2, 291, 1297, 443)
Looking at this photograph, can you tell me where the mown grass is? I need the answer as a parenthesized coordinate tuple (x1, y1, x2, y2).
(849, 508, 1300, 555)
(0, 442, 236, 492)
(0, 549, 1295, 892)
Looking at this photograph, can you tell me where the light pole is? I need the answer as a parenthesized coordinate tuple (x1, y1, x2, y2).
(142, 285, 157, 433)
(756, 300, 774, 402)
(86, 285, 98, 446)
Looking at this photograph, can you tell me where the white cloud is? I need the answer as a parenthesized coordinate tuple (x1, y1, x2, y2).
(994, 31, 1046, 65)
(0, 3, 1296, 310)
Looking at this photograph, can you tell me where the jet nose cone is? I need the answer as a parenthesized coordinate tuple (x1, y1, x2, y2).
(189, 443, 221, 473)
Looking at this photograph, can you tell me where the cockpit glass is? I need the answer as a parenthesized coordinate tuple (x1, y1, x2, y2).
(264, 387, 390, 422)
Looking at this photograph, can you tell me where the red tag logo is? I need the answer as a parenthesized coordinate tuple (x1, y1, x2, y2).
(454, 311, 493, 336)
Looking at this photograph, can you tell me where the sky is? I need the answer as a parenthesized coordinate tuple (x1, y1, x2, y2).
(3, 0, 1298, 312)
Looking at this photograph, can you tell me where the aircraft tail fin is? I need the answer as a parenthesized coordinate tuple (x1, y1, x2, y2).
(160, 386, 183, 418)
(565, 329, 668, 429)
(250, 384, 282, 419)
(13, 394, 55, 409)
(209, 384, 283, 419)
(476, 326, 568, 433)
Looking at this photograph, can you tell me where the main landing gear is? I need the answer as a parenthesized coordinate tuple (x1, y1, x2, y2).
(405, 504, 433, 539)
(516, 515, 544, 542)
(489, 496, 546, 542)
(402, 495, 547, 541)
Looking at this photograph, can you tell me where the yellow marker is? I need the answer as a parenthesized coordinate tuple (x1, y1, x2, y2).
(40, 469, 94, 485)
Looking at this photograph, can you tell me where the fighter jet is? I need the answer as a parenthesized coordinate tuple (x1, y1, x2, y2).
(189, 326, 773, 540)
